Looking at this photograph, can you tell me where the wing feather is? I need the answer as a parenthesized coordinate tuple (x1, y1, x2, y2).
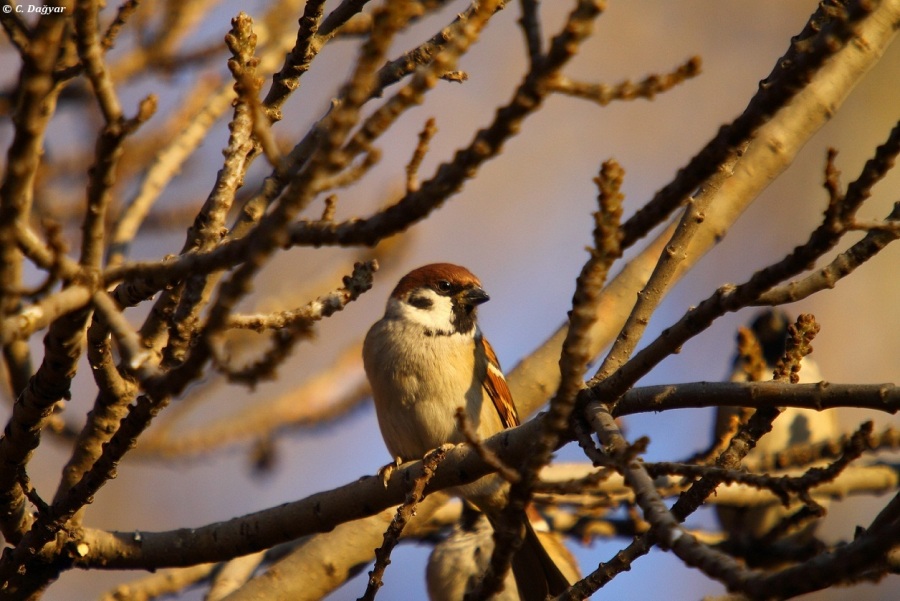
(479, 336, 520, 429)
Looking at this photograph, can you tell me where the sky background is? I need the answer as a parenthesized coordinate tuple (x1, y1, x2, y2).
(1, 1, 899, 599)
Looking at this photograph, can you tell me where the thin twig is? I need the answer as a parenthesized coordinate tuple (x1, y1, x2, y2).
(455, 408, 521, 485)
(359, 446, 448, 601)
(547, 56, 701, 105)
(406, 117, 437, 193)
(619, 0, 876, 250)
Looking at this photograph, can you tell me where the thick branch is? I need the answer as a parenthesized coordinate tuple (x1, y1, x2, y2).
(614, 381, 900, 417)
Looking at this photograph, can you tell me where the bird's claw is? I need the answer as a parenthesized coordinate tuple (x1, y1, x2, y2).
(377, 456, 403, 488)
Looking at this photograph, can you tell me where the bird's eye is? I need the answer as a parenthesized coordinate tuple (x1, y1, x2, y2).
(436, 280, 452, 293)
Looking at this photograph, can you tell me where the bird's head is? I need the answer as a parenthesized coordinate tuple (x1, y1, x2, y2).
(387, 263, 489, 336)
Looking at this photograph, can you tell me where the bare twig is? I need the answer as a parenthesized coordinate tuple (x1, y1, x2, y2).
(0, 0, 72, 400)
(108, 76, 234, 265)
(591, 140, 748, 385)
(359, 446, 447, 601)
(214, 261, 377, 385)
(519, 0, 543, 67)
(619, 0, 876, 249)
(101, 0, 143, 51)
(481, 157, 624, 598)
(262, 0, 327, 122)
(455, 408, 521, 485)
(0, 3, 31, 55)
(547, 56, 701, 105)
(406, 117, 437, 193)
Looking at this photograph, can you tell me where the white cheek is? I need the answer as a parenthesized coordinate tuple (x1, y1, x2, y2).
(387, 294, 455, 333)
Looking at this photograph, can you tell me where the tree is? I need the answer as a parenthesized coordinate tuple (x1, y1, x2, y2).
(0, 0, 898, 599)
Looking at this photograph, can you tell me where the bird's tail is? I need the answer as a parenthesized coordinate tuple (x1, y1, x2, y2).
(508, 508, 580, 601)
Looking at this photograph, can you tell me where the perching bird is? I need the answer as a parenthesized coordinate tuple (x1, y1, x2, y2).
(364, 264, 578, 600)
(426, 505, 519, 601)
(715, 310, 839, 547)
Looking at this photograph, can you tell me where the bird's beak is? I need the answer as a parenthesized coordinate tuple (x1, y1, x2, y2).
(461, 287, 490, 306)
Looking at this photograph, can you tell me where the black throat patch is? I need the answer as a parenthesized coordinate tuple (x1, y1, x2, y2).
(450, 299, 478, 335)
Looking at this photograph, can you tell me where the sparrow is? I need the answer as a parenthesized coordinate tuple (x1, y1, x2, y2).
(426, 504, 581, 601)
(714, 310, 838, 552)
(426, 505, 520, 601)
(363, 263, 576, 600)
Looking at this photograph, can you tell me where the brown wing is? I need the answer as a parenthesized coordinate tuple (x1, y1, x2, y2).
(479, 336, 520, 429)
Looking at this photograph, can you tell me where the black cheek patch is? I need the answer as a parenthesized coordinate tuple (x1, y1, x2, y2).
(408, 294, 434, 310)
